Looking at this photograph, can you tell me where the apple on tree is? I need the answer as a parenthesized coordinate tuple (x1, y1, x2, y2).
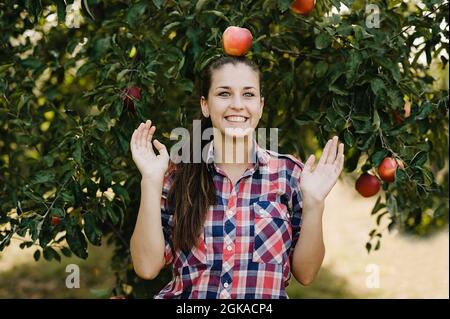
(378, 157, 399, 183)
(122, 86, 141, 112)
(290, 0, 315, 16)
(355, 173, 381, 197)
(394, 100, 411, 124)
(51, 216, 61, 226)
(222, 26, 253, 57)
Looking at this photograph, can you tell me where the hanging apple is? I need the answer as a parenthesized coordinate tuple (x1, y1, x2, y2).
(51, 216, 61, 226)
(123, 86, 141, 112)
(290, 0, 315, 16)
(378, 157, 399, 183)
(355, 173, 381, 197)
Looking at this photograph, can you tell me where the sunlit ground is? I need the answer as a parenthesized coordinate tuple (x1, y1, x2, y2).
(0, 179, 448, 298)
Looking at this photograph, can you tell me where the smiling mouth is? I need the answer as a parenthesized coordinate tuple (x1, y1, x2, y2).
(225, 116, 249, 123)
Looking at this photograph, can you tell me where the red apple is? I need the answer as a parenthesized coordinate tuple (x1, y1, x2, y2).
(290, 0, 315, 15)
(355, 173, 381, 197)
(378, 157, 398, 182)
(51, 216, 61, 226)
(123, 86, 141, 112)
(222, 26, 253, 57)
(394, 100, 411, 124)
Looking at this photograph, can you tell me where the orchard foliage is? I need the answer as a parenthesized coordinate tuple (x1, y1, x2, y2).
(0, 0, 448, 297)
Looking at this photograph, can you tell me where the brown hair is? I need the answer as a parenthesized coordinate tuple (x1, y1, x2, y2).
(168, 55, 262, 251)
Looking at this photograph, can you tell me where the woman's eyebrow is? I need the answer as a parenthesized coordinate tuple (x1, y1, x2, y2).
(215, 86, 256, 90)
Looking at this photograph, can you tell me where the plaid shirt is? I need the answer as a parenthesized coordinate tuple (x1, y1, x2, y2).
(154, 141, 304, 299)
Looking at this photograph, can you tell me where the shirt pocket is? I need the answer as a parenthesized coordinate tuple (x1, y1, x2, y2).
(252, 201, 292, 265)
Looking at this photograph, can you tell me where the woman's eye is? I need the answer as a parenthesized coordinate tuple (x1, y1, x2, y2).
(219, 92, 254, 97)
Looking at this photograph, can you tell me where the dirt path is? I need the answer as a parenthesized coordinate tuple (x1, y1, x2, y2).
(322, 178, 449, 298)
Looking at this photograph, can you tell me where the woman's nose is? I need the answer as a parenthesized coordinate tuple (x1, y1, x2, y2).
(230, 95, 245, 109)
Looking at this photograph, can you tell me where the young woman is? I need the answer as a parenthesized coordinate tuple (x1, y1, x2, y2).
(129, 56, 344, 299)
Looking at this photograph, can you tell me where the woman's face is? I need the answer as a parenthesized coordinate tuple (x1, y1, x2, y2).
(200, 63, 264, 138)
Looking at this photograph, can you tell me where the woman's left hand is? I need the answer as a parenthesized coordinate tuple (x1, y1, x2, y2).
(300, 136, 345, 205)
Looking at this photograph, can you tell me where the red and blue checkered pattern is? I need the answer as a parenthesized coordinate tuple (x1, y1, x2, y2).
(154, 141, 303, 299)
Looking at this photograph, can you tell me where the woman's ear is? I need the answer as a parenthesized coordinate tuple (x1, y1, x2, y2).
(200, 96, 210, 118)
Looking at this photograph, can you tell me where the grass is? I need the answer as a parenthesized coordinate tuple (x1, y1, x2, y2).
(0, 243, 115, 298)
(286, 268, 359, 299)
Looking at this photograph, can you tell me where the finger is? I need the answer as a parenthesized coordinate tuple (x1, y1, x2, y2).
(143, 120, 152, 148)
(335, 143, 345, 174)
(131, 129, 138, 150)
(137, 123, 144, 148)
(153, 139, 169, 158)
(317, 139, 332, 167)
(326, 136, 339, 164)
(304, 154, 315, 171)
(144, 120, 152, 148)
(146, 126, 156, 151)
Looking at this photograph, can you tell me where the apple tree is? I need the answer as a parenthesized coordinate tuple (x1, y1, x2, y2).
(0, 0, 448, 298)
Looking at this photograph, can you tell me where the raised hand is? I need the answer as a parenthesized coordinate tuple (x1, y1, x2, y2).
(130, 120, 170, 181)
(300, 136, 345, 204)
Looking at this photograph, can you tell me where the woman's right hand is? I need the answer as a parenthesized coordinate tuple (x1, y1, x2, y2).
(130, 120, 169, 181)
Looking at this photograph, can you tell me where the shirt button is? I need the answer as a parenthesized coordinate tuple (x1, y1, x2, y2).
(226, 210, 233, 217)
(226, 245, 232, 251)
(223, 282, 229, 288)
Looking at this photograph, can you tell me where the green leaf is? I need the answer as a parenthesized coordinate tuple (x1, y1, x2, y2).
(20, 58, 42, 70)
(411, 151, 428, 167)
(106, 205, 120, 225)
(371, 195, 386, 215)
(61, 246, 72, 257)
(112, 128, 129, 154)
(416, 101, 434, 120)
(162, 22, 182, 37)
(373, 109, 380, 130)
(371, 150, 388, 166)
(315, 61, 328, 78)
(203, 10, 231, 23)
(277, 0, 292, 12)
(0, 63, 14, 75)
(370, 78, 386, 95)
(343, 130, 354, 147)
(83, 212, 102, 246)
(111, 100, 124, 118)
(33, 249, 41, 261)
(195, 0, 210, 12)
(386, 194, 398, 215)
(30, 171, 55, 185)
(66, 219, 88, 259)
(43, 246, 61, 262)
(82, 0, 95, 20)
(73, 140, 83, 164)
(152, 0, 164, 9)
(112, 185, 130, 206)
(395, 169, 408, 183)
(315, 33, 332, 50)
(55, 0, 66, 22)
(127, 2, 147, 26)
